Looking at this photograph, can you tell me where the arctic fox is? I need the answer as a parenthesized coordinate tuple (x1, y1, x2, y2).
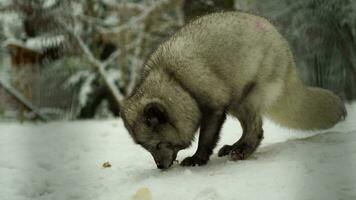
(121, 12, 346, 169)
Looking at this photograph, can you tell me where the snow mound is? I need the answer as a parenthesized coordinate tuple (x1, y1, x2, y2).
(1, 103, 356, 200)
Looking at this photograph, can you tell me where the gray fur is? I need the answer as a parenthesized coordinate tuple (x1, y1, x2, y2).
(121, 12, 346, 169)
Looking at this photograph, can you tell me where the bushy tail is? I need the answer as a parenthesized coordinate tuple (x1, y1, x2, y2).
(266, 77, 347, 130)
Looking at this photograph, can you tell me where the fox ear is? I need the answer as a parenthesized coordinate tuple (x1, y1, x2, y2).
(144, 102, 168, 128)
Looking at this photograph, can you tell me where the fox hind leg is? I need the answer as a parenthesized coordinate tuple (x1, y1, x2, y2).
(218, 104, 263, 160)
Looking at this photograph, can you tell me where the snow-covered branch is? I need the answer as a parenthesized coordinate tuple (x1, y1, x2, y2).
(0, 0, 184, 120)
(73, 33, 124, 107)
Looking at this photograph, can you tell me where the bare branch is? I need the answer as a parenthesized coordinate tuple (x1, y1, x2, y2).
(106, 2, 145, 12)
(99, 0, 171, 35)
(0, 79, 49, 122)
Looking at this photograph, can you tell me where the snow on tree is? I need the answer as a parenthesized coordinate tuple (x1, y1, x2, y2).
(0, 0, 184, 120)
(61, 0, 184, 118)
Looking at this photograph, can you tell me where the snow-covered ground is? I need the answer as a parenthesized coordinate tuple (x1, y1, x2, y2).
(1, 104, 356, 200)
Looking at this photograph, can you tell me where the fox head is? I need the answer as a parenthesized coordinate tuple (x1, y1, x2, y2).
(121, 69, 201, 169)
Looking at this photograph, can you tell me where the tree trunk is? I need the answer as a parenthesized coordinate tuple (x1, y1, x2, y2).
(183, 0, 235, 23)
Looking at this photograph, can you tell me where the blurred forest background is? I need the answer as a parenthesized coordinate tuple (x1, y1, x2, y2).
(0, 0, 355, 122)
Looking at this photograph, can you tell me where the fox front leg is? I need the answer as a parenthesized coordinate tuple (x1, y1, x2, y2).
(181, 108, 226, 166)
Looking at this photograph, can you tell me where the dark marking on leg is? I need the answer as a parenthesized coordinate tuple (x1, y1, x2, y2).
(181, 107, 226, 167)
(229, 129, 263, 161)
(218, 104, 263, 160)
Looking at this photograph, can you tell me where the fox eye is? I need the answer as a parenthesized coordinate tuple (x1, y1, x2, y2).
(144, 102, 168, 128)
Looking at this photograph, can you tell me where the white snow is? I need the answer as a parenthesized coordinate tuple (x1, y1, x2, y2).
(26, 35, 66, 52)
(1, 103, 356, 200)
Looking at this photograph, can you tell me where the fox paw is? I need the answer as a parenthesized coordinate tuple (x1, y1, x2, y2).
(218, 143, 256, 161)
(181, 156, 208, 167)
(229, 149, 247, 161)
(218, 145, 233, 157)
